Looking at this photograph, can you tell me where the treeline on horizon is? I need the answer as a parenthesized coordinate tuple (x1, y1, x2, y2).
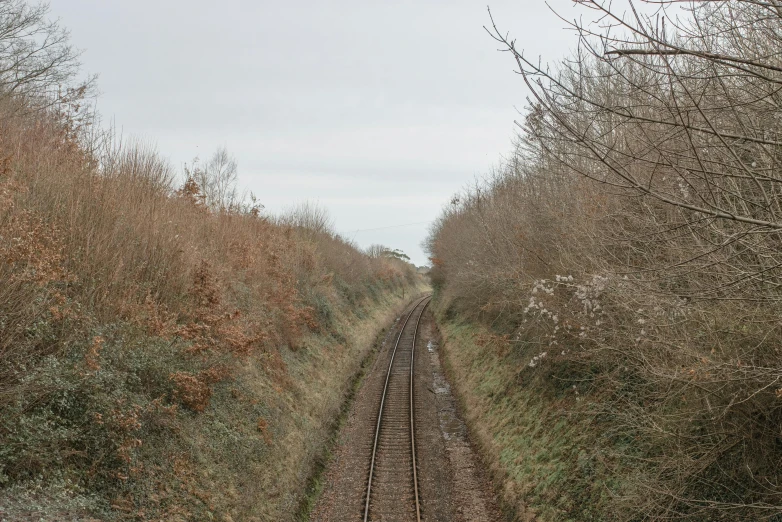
(427, 1, 782, 519)
(0, 0, 419, 518)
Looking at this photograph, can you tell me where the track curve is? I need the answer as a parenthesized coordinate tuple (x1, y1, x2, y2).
(363, 295, 430, 522)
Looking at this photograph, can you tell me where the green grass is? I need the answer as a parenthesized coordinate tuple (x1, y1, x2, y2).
(437, 316, 626, 522)
(294, 316, 399, 521)
(0, 285, 427, 522)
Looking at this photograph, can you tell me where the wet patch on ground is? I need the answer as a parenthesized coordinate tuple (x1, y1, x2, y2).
(420, 315, 505, 522)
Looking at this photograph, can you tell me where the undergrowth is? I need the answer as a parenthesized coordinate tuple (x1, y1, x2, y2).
(0, 3, 422, 519)
(427, 2, 782, 519)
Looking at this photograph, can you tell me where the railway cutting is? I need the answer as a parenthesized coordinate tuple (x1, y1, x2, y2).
(310, 296, 503, 522)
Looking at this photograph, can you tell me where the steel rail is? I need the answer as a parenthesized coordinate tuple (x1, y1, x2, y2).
(362, 295, 430, 522)
(409, 297, 430, 522)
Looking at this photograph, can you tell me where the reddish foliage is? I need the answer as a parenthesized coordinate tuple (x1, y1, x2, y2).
(169, 366, 230, 412)
(256, 417, 272, 445)
(170, 372, 212, 413)
(175, 176, 206, 208)
(84, 336, 104, 372)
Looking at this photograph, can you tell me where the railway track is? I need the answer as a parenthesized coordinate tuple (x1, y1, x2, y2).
(363, 295, 431, 522)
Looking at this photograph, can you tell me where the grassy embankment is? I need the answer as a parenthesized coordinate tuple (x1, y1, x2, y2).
(427, 2, 782, 520)
(0, 121, 424, 521)
(436, 315, 618, 522)
(0, 35, 424, 522)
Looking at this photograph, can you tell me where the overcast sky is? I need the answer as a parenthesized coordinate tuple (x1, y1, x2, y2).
(48, 1, 587, 266)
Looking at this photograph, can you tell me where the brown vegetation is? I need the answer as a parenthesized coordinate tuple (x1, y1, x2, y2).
(428, 1, 782, 519)
(0, 2, 420, 519)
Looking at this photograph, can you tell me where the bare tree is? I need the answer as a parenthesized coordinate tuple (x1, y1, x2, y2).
(422, 2, 782, 518)
(365, 244, 410, 262)
(188, 146, 240, 212)
(0, 1, 87, 102)
(365, 244, 388, 259)
(487, 0, 782, 302)
(278, 200, 335, 236)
